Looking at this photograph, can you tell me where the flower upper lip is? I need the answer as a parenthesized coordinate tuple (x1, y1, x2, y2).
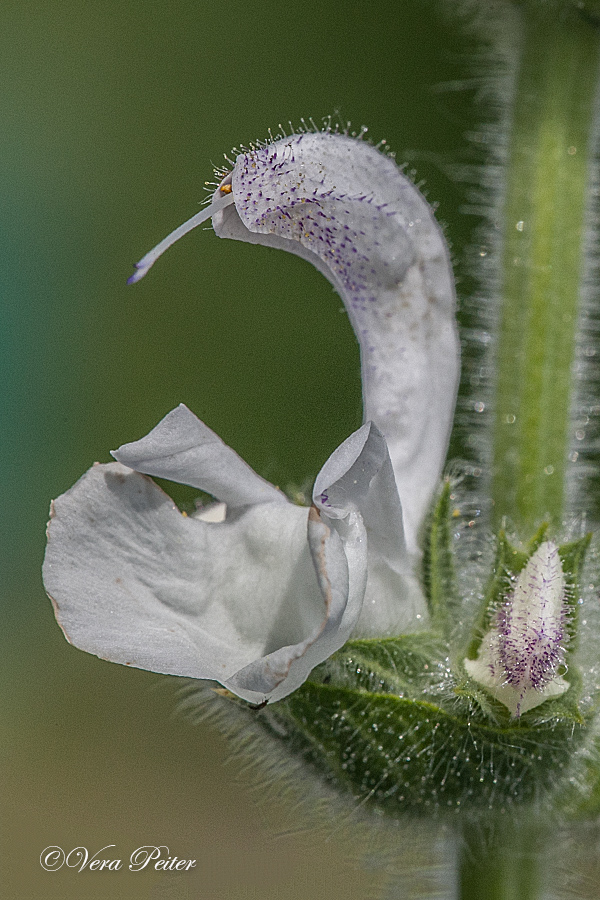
(43, 129, 460, 704)
(213, 132, 459, 551)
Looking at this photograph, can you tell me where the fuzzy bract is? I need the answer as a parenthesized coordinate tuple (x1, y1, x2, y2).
(464, 541, 569, 716)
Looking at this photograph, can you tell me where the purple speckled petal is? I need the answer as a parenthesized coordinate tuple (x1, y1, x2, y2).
(213, 132, 459, 550)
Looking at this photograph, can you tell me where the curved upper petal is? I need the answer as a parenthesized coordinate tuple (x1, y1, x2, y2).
(212, 131, 460, 549)
(112, 403, 284, 507)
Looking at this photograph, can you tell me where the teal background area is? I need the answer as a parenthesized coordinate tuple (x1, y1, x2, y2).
(2, 2, 480, 896)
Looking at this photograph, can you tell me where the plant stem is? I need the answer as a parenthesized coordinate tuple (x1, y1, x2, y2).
(491, 9, 600, 532)
(458, 820, 541, 900)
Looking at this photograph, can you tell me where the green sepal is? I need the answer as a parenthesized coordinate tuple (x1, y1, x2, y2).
(318, 632, 450, 702)
(557, 532, 592, 647)
(421, 480, 459, 638)
(524, 521, 552, 556)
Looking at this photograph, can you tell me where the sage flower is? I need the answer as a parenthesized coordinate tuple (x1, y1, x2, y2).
(43, 130, 460, 705)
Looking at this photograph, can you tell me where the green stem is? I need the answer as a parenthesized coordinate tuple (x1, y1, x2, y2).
(458, 821, 541, 900)
(491, 9, 600, 531)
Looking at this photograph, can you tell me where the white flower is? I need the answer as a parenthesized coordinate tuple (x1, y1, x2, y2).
(43, 130, 459, 705)
(464, 541, 570, 717)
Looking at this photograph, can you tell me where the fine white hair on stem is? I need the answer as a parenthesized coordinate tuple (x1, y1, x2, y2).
(127, 191, 235, 284)
(440, 0, 521, 528)
(566, 70, 600, 522)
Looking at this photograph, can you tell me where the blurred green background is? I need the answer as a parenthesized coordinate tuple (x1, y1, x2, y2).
(2, 1, 481, 896)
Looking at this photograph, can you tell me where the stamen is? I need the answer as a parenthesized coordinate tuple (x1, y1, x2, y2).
(127, 191, 236, 284)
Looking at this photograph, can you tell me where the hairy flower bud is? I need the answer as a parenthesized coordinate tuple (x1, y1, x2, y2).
(464, 542, 569, 716)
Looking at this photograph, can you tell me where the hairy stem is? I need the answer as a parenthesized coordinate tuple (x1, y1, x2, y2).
(458, 820, 541, 900)
(491, 9, 600, 530)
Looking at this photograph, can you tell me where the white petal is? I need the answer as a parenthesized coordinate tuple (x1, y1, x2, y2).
(194, 501, 227, 522)
(313, 422, 427, 635)
(307, 505, 366, 652)
(228, 504, 365, 702)
(213, 132, 459, 547)
(43, 463, 359, 704)
(313, 422, 397, 522)
(112, 404, 284, 507)
(464, 635, 569, 717)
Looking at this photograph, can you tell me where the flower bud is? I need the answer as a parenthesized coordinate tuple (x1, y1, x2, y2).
(464, 541, 569, 717)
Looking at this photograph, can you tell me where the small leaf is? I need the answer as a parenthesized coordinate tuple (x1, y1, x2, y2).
(317, 632, 451, 701)
(466, 530, 513, 661)
(558, 532, 592, 647)
(421, 480, 459, 637)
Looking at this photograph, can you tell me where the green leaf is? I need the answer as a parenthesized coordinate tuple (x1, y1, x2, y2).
(274, 678, 585, 816)
(317, 632, 451, 701)
(421, 480, 459, 637)
(558, 532, 592, 647)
